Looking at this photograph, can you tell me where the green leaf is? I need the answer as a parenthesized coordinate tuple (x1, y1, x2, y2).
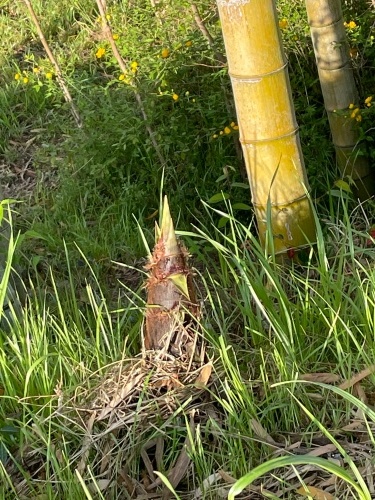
(208, 192, 230, 203)
(231, 182, 249, 189)
(0, 199, 19, 206)
(232, 203, 252, 211)
(334, 179, 351, 192)
(274, 380, 375, 424)
(153, 472, 182, 500)
(228, 455, 368, 499)
(0, 442, 8, 465)
(218, 216, 229, 228)
(215, 174, 228, 183)
(23, 230, 50, 240)
(0, 426, 18, 436)
(169, 273, 190, 299)
(329, 189, 351, 199)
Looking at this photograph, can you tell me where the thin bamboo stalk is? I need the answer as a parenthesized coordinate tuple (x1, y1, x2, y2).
(305, 0, 375, 199)
(216, 0, 315, 253)
(191, 3, 245, 176)
(96, 0, 166, 166)
(23, 0, 82, 128)
(191, 3, 226, 65)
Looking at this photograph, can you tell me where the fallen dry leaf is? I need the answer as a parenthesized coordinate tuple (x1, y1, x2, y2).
(195, 362, 212, 387)
(153, 375, 184, 390)
(193, 472, 222, 499)
(250, 418, 277, 445)
(77, 411, 97, 474)
(299, 373, 340, 384)
(339, 365, 375, 390)
(296, 485, 334, 499)
(306, 444, 337, 457)
(87, 479, 111, 493)
(354, 382, 368, 403)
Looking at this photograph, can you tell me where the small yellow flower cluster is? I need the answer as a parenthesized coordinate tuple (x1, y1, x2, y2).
(96, 47, 106, 59)
(118, 73, 130, 83)
(212, 122, 239, 139)
(96, 14, 111, 24)
(112, 34, 119, 41)
(118, 61, 139, 84)
(344, 20, 357, 29)
(347, 97, 373, 122)
(159, 41, 192, 59)
(14, 68, 53, 84)
(157, 88, 182, 101)
(349, 103, 362, 122)
(279, 18, 288, 30)
(130, 61, 138, 73)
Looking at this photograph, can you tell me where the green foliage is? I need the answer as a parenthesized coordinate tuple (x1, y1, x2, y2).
(1, 0, 375, 497)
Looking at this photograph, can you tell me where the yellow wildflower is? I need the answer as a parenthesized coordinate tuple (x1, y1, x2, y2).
(130, 61, 138, 74)
(119, 74, 125, 81)
(185, 40, 192, 47)
(185, 91, 190, 96)
(212, 134, 218, 139)
(232, 125, 239, 130)
(14, 73, 21, 80)
(350, 108, 360, 118)
(346, 20, 357, 29)
(106, 14, 110, 20)
(96, 47, 106, 59)
(224, 126, 231, 134)
(230, 121, 235, 127)
(356, 115, 362, 122)
(365, 96, 373, 106)
(112, 34, 119, 40)
(23, 77, 29, 84)
(279, 18, 288, 29)
(33, 67, 40, 73)
(45, 72, 53, 79)
(192, 98, 196, 102)
(161, 48, 170, 58)
(172, 93, 179, 101)
(348, 103, 355, 109)
(219, 131, 224, 135)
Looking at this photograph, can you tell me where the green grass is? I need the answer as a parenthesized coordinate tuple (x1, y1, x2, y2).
(0, 201, 375, 498)
(2, 199, 375, 498)
(1, 0, 375, 497)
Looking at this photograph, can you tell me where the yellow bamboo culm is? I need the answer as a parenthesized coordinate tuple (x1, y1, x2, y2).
(305, 0, 375, 199)
(216, 0, 316, 253)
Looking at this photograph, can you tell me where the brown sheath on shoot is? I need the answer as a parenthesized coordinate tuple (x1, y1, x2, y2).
(144, 196, 199, 355)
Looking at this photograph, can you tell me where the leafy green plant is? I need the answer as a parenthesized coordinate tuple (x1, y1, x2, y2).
(1, 0, 375, 497)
